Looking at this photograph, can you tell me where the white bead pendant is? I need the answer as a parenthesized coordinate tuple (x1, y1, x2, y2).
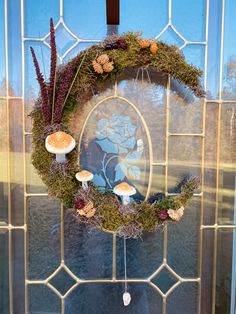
(123, 291, 131, 306)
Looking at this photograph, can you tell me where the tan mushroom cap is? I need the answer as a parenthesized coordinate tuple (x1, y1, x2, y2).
(75, 170, 94, 182)
(113, 182, 136, 196)
(45, 131, 75, 154)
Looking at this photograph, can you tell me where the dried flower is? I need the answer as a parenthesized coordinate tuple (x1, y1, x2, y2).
(92, 55, 114, 74)
(103, 61, 114, 73)
(150, 42, 158, 54)
(138, 39, 151, 48)
(96, 54, 109, 65)
(48, 18, 57, 114)
(30, 47, 50, 123)
(105, 42, 119, 50)
(92, 60, 104, 74)
(157, 209, 169, 220)
(53, 55, 81, 123)
(118, 38, 128, 49)
(168, 207, 184, 221)
(74, 198, 85, 209)
(76, 200, 96, 218)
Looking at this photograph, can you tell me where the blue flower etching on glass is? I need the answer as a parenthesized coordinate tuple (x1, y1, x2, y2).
(93, 113, 144, 189)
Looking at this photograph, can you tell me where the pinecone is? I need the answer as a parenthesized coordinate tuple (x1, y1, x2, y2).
(138, 39, 151, 48)
(92, 60, 103, 74)
(150, 42, 158, 54)
(103, 61, 114, 73)
(96, 54, 109, 65)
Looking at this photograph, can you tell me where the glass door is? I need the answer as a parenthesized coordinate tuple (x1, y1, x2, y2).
(0, 0, 236, 313)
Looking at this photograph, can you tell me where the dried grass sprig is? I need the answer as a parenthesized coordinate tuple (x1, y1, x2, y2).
(30, 47, 50, 123)
(53, 55, 82, 123)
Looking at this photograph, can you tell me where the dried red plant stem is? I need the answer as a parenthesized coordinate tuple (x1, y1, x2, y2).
(30, 47, 51, 123)
(53, 56, 81, 123)
(49, 18, 57, 122)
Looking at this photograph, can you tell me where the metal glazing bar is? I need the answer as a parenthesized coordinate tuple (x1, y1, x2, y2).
(0, 225, 26, 230)
(211, 0, 225, 311)
(206, 99, 236, 104)
(112, 233, 116, 280)
(4, 0, 13, 312)
(60, 0, 63, 18)
(161, 75, 171, 314)
(152, 162, 168, 166)
(201, 225, 236, 229)
(20, 0, 28, 312)
(199, 0, 209, 311)
(25, 193, 48, 197)
(168, 132, 205, 137)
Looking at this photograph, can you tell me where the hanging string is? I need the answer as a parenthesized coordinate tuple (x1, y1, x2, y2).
(122, 235, 131, 306)
(124, 235, 127, 292)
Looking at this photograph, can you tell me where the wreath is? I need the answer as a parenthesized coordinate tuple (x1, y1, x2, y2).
(30, 19, 203, 239)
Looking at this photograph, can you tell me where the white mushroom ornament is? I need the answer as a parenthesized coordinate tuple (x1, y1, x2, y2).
(113, 182, 136, 205)
(75, 170, 94, 190)
(45, 131, 76, 163)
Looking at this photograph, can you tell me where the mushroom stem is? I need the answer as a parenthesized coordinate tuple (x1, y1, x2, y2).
(122, 195, 130, 205)
(82, 181, 88, 190)
(56, 153, 66, 163)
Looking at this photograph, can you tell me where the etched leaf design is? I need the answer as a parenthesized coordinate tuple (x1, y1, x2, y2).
(96, 139, 119, 154)
(114, 162, 127, 182)
(93, 174, 106, 187)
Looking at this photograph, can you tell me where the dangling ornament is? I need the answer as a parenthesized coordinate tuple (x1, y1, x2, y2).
(122, 235, 131, 306)
(114, 181, 136, 306)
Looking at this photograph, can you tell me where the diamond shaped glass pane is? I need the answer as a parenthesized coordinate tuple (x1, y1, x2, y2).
(158, 26, 184, 47)
(151, 266, 178, 294)
(45, 23, 76, 56)
(49, 268, 76, 295)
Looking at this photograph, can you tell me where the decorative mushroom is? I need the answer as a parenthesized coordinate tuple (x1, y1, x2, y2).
(113, 182, 136, 205)
(75, 170, 94, 190)
(45, 131, 76, 163)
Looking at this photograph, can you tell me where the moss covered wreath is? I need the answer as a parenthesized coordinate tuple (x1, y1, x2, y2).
(30, 19, 203, 238)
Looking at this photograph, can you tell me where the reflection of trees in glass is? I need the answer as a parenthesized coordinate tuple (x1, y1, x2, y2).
(223, 57, 236, 99)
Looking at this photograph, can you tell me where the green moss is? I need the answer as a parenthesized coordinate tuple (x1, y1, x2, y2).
(136, 202, 158, 231)
(155, 197, 175, 210)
